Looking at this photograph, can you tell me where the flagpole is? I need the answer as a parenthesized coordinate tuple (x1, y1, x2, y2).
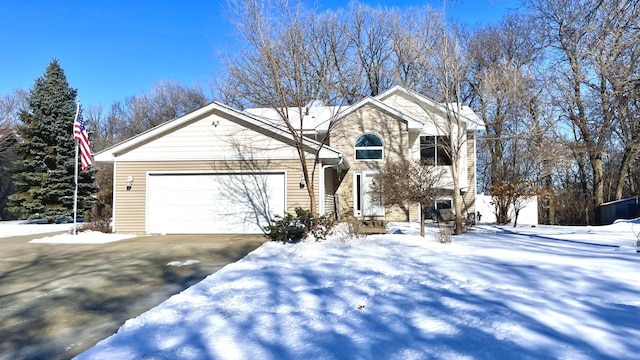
(73, 102, 80, 236)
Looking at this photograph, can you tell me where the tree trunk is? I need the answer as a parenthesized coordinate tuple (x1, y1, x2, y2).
(592, 154, 604, 224)
(452, 158, 463, 235)
(545, 174, 555, 225)
(575, 153, 591, 225)
(454, 191, 463, 235)
(420, 203, 425, 237)
(615, 148, 633, 201)
(296, 141, 318, 217)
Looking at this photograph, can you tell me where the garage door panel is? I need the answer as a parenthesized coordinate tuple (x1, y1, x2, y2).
(147, 173, 285, 234)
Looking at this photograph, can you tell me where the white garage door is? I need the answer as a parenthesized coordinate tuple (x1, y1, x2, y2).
(147, 172, 285, 234)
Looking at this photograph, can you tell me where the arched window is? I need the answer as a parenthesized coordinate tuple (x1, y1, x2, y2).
(355, 133, 383, 160)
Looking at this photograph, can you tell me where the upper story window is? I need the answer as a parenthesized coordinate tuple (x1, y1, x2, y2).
(420, 135, 452, 165)
(355, 133, 383, 160)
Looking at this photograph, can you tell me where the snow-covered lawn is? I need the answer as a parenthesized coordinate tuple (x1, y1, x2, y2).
(0, 220, 75, 237)
(63, 220, 639, 359)
(0, 220, 136, 243)
(3, 220, 638, 358)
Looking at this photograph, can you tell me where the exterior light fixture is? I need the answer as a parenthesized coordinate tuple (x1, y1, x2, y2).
(125, 176, 133, 191)
(299, 175, 305, 189)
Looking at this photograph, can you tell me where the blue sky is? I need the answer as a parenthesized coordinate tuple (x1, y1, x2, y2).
(0, 0, 520, 108)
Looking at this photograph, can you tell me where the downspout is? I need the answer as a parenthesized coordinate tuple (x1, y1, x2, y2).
(473, 131, 478, 223)
(320, 163, 326, 216)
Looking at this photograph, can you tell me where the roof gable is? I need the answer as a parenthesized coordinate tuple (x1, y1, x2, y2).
(317, 96, 424, 132)
(376, 85, 484, 131)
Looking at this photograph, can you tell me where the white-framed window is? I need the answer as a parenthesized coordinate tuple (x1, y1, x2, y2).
(354, 133, 383, 160)
(420, 135, 452, 165)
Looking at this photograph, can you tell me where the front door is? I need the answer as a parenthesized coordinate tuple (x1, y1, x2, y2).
(353, 171, 384, 219)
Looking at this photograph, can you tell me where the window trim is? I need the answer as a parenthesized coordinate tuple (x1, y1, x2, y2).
(420, 135, 452, 166)
(354, 133, 384, 161)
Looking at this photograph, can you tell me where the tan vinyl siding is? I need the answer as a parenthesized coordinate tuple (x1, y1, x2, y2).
(336, 171, 354, 219)
(323, 167, 336, 218)
(464, 131, 477, 218)
(409, 204, 419, 221)
(115, 112, 301, 162)
(285, 160, 319, 212)
(380, 92, 449, 134)
(113, 161, 147, 234)
(331, 105, 411, 219)
(386, 205, 411, 222)
(332, 105, 410, 165)
(113, 159, 319, 234)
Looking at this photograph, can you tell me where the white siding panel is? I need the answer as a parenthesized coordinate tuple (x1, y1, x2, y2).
(117, 114, 301, 161)
(380, 93, 448, 129)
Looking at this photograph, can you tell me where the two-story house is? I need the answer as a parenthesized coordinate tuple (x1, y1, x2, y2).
(95, 86, 483, 234)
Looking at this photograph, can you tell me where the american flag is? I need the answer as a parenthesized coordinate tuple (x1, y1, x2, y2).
(73, 106, 92, 172)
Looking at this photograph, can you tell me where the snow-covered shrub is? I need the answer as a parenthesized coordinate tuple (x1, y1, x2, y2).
(436, 223, 452, 244)
(633, 225, 640, 248)
(82, 203, 113, 233)
(80, 218, 112, 233)
(329, 219, 364, 242)
(264, 208, 333, 243)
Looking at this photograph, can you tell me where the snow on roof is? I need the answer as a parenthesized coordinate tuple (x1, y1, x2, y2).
(447, 103, 485, 131)
(244, 87, 484, 133)
(244, 97, 426, 132)
(243, 104, 344, 132)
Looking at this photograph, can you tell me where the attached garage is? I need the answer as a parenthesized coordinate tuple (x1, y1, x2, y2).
(94, 102, 347, 235)
(146, 172, 286, 234)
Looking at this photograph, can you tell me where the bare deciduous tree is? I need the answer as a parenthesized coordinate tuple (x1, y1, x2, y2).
(89, 80, 209, 150)
(220, 0, 351, 218)
(467, 14, 541, 188)
(388, 5, 475, 235)
(116, 80, 210, 141)
(526, 0, 639, 223)
(391, 5, 443, 99)
(0, 89, 28, 153)
(345, 2, 397, 97)
(0, 89, 28, 220)
(372, 159, 445, 237)
(0, 89, 28, 122)
(491, 179, 540, 227)
(423, 22, 473, 235)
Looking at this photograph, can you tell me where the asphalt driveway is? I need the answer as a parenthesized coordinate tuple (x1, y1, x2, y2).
(0, 232, 265, 360)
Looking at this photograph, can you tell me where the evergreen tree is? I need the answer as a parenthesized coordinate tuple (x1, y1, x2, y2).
(0, 131, 18, 220)
(7, 59, 95, 220)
